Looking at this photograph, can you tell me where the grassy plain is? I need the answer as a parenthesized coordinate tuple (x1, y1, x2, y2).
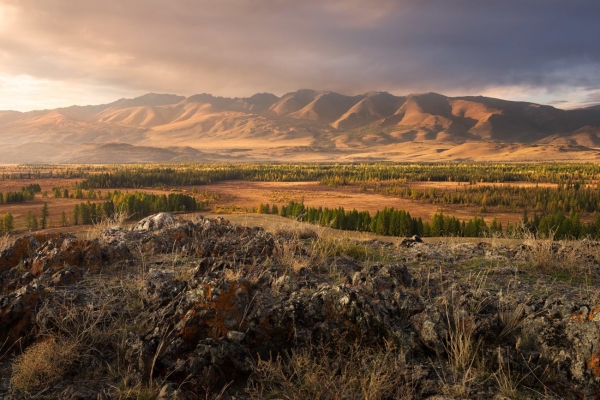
(2, 161, 600, 239)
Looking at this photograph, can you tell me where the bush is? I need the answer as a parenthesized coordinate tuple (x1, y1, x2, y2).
(10, 339, 78, 393)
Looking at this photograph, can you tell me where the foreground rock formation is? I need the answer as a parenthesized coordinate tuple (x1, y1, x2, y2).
(1, 214, 600, 399)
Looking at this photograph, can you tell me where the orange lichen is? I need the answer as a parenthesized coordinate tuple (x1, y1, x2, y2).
(588, 306, 600, 321)
(375, 280, 394, 292)
(570, 306, 600, 324)
(586, 346, 600, 377)
(30, 239, 102, 276)
(202, 282, 248, 336)
(179, 281, 249, 342)
(570, 312, 586, 324)
(252, 315, 274, 341)
(167, 230, 189, 243)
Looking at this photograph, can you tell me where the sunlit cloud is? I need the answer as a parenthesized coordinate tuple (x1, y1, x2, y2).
(0, 0, 598, 111)
(0, 74, 139, 111)
(474, 85, 595, 110)
(0, 3, 17, 31)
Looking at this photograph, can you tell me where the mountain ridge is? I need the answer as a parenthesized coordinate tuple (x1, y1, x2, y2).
(2, 90, 600, 163)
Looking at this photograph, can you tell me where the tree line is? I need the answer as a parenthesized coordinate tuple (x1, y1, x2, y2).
(8, 163, 600, 185)
(0, 184, 41, 204)
(361, 181, 600, 215)
(76, 163, 600, 189)
(71, 191, 204, 225)
(259, 201, 496, 238)
(261, 201, 600, 239)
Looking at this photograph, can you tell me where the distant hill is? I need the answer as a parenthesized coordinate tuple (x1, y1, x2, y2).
(1, 90, 600, 163)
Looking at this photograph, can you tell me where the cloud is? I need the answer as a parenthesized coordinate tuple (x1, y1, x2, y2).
(0, 0, 599, 110)
(583, 91, 600, 106)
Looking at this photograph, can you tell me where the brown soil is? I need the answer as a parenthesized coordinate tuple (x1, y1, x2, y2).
(193, 180, 526, 226)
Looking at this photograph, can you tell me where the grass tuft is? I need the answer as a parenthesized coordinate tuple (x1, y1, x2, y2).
(248, 344, 413, 400)
(10, 339, 79, 394)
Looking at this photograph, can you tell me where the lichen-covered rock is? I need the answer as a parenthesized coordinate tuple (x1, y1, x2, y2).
(0, 236, 36, 273)
(518, 299, 600, 398)
(409, 305, 447, 356)
(132, 212, 180, 231)
(0, 281, 46, 346)
(4, 213, 600, 398)
(30, 236, 103, 275)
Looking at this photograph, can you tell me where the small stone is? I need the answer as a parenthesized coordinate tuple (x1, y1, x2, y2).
(157, 383, 175, 400)
(226, 331, 246, 342)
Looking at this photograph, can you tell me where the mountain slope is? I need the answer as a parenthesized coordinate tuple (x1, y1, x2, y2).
(1, 90, 600, 163)
(333, 92, 405, 130)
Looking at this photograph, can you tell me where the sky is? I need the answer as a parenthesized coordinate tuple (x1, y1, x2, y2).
(0, 0, 599, 112)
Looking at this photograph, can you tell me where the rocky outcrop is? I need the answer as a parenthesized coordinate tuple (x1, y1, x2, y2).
(2, 214, 600, 398)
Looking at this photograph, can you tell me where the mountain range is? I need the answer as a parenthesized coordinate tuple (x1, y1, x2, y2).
(2, 90, 600, 163)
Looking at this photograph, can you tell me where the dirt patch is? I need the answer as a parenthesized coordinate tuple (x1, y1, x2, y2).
(192, 180, 526, 226)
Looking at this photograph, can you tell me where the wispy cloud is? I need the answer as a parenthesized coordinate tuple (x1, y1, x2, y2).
(583, 91, 600, 106)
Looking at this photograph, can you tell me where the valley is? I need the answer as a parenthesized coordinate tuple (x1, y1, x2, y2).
(1, 162, 599, 239)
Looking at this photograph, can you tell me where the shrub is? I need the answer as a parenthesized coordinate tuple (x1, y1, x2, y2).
(10, 339, 79, 393)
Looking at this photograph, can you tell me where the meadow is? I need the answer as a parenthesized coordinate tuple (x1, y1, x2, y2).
(2, 162, 600, 239)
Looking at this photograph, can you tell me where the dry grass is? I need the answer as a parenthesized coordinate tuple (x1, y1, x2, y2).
(494, 360, 522, 399)
(444, 309, 479, 374)
(436, 278, 488, 397)
(223, 266, 246, 281)
(272, 236, 309, 274)
(35, 294, 120, 355)
(561, 238, 600, 278)
(272, 223, 319, 240)
(492, 348, 548, 400)
(11, 270, 156, 395)
(269, 223, 391, 277)
(87, 208, 130, 241)
(309, 237, 390, 264)
(522, 230, 560, 273)
(248, 344, 413, 400)
(0, 232, 10, 251)
(106, 363, 159, 400)
(111, 383, 159, 400)
(521, 229, 600, 285)
(10, 339, 79, 394)
(498, 294, 528, 342)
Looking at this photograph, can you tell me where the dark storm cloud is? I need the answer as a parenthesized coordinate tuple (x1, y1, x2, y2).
(0, 0, 599, 109)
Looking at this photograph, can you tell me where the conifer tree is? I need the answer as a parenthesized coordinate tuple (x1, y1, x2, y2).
(60, 211, 68, 227)
(26, 211, 33, 230)
(72, 204, 80, 225)
(3, 213, 14, 233)
(40, 202, 49, 229)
